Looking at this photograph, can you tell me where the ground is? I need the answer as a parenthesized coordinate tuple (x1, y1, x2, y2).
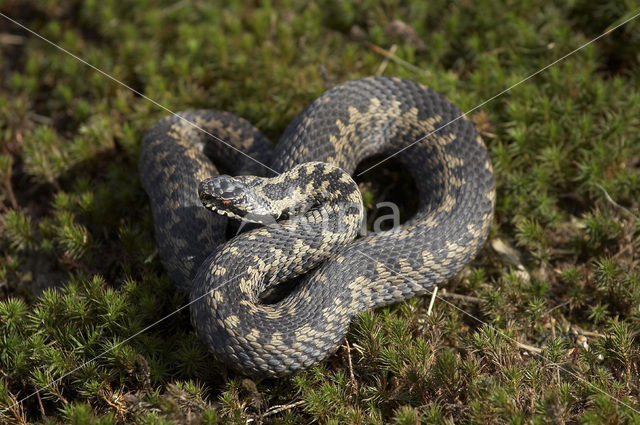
(1, 0, 640, 424)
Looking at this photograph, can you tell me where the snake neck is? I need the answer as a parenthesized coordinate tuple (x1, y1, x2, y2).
(258, 161, 363, 221)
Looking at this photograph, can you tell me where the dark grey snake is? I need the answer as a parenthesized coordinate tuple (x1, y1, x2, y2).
(139, 77, 495, 377)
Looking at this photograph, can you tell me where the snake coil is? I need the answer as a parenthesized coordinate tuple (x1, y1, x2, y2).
(139, 77, 495, 376)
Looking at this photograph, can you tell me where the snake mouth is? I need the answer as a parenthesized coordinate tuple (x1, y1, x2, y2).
(209, 205, 244, 221)
(200, 193, 276, 224)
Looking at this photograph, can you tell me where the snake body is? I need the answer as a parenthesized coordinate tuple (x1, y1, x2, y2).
(139, 77, 495, 376)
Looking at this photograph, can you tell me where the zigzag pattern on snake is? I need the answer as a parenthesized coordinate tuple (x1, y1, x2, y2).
(139, 77, 495, 377)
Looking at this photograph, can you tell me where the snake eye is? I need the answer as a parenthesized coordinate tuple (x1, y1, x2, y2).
(222, 200, 230, 207)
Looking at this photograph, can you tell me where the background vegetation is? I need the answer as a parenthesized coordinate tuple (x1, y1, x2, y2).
(1, 0, 639, 423)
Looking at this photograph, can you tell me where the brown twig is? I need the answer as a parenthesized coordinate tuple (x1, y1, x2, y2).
(375, 44, 397, 76)
(0, 33, 25, 45)
(344, 339, 358, 395)
(36, 391, 46, 421)
(571, 325, 605, 338)
(439, 289, 484, 304)
(3, 177, 18, 210)
(368, 42, 430, 77)
(545, 300, 570, 315)
(517, 341, 543, 354)
(261, 400, 305, 418)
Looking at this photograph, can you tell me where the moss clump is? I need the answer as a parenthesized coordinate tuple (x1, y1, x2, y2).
(1, 0, 640, 423)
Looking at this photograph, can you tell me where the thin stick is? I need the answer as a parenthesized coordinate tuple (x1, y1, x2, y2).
(368, 42, 429, 76)
(36, 391, 46, 420)
(427, 286, 438, 316)
(572, 325, 606, 338)
(439, 290, 483, 304)
(261, 400, 305, 418)
(545, 300, 571, 314)
(593, 183, 638, 220)
(4, 178, 18, 210)
(517, 341, 542, 354)
(344, 339, 358, 394)
(0, 33, 25, 45)
(375, 44, 397, 76)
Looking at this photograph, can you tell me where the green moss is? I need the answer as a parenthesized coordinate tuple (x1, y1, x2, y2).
(1, 0, 640, 422)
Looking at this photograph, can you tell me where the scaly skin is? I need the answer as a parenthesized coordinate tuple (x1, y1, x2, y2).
(139, 77, 495, 376)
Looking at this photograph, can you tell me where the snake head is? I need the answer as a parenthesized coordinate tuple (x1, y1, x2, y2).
(198, 175, 277, 224)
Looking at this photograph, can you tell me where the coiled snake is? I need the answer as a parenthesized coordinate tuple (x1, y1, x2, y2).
(139, 77, 495, 377)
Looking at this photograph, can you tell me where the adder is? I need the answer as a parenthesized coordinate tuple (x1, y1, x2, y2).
(139, 76, 495, 377)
